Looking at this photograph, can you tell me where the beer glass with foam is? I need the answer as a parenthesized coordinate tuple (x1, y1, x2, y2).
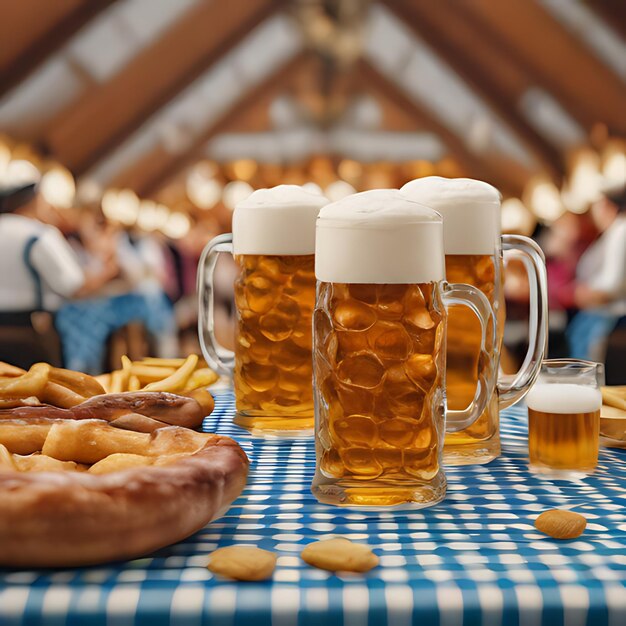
(526, 359, 603, 477)
(198, 185, 328, 436)
(401, 177, 548, 465)
(312, 190, 497, 508)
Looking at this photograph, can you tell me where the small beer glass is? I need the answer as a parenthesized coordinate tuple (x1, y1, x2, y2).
(312, 190, 496, 508)
(526, 359, 603, 477)
(198, 185, 327, 436)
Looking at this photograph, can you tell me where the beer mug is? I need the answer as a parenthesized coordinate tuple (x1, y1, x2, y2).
(312, 190, 496, 508)
(198, 185, 328, 435)
(401, 177, 548, 465)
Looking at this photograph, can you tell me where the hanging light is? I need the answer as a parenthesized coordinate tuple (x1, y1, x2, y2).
(39, 165, 76, 209)
(222, 181, 253, 211)
(4, 160, 40, 187)
(137, 200, 169, 231)
(101, 188, 140, 225)
(302, 182, 324, 195)
(325, 180, 356, 202)
(230, 159, 258, 182)
(602, 141, 626, 186)
(76, 178, 103, 205)
(566, 149, 602, 210)
(162, 211, 191, 239)
(501, 198, 537, 236)
(524, 176, 565, 223)
(187, 166, 222, 210)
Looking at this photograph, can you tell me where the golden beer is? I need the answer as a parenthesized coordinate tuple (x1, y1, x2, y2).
(528, 408, 600, 472)
(233, 254, 316, 431)
(197, 184, 328, 436)
(401, 176, 549, 466)
(526, 374, 603, 476)
(444, 254, 505, 460)
(314, 282, 445, 506)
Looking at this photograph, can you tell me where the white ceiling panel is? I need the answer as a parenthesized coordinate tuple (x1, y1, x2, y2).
(67, 0, 199, 82)
(520, 87, 586, 150)
(0, 58, 84, 135)
(117, 0, 199, 46)
(230, 14, 302, 87)
(364, 5, 414, 74)
(539, 0, 626, 79)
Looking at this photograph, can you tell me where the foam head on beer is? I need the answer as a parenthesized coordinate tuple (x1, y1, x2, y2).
(315, 189, 445, 284)
(526, 383, 602, 415)
(401, 177, 501, 255)
(233, 184, 328, 255)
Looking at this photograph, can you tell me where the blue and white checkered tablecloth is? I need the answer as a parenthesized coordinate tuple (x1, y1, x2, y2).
(1, 391, 624, 626)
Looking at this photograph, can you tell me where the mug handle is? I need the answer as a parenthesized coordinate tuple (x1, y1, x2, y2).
(442, 282, 497, 432)
(498, 234, 548, 409)
(197, 233, 235, 375)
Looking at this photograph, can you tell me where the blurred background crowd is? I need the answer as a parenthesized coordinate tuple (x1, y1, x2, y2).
(0, 0, 624, 382)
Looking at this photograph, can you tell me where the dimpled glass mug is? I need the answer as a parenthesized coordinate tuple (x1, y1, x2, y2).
(401, 177, 548, 465)
(198, 185, 327, 436)
(311, 190, 497, 508)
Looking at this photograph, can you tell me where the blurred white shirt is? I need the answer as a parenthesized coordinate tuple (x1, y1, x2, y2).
(577, 214, 626, 315)
(0, 214, 85, 312)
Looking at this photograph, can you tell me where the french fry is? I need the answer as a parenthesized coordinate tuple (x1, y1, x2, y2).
(95, 373, 111, 393)
(40, 381, 86, 409)
(129, 364, 177, 383)
(140, 357, 208, 369)
(183, 368, 219, 392)
(602, 387, 626, 411)
(128, 375, 141, 392)
(143, 355, 198, 392)
(109, 370, 125, 394)
(46, 366, 105, 398)
(119, 355, 132, 392)
(0, 363, 49, 398)
(139, 358, 187, 368)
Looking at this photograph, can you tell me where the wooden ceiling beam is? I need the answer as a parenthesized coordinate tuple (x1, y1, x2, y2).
(460, 0, 626, 136)
(0, 0, 116, 97)
(41, 0, 286, 176)
(384, 0, 565, 180)
(356, 60, 529, 197)
(121, 53, 311, 198)
(587, 0, 626, 39)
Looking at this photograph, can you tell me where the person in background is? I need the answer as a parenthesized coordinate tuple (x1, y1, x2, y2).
(0, 183, 118, 367)
(567, 182, 626, 360)
(541, 212, 596, 357)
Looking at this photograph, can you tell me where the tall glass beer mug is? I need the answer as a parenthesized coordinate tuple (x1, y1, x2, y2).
(198, 185, 328, 435)
(312, 190, 497, 507)
(401, 177, 548, 465)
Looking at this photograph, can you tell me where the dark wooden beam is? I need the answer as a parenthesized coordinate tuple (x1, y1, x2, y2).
(587, 0, 626, 39)
(42, 0, 286, 176)
(127, 53, 311, 197)
(0, 0, 115, 96)
(384, 0, 565, 180)
(356, 60, 529, 196)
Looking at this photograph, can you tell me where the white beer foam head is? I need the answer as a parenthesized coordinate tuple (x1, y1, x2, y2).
(401, 177, 501, 255)
(316, 189, 445, 284)
(526, 383, 602, 414)
(233, 184, 328, 255)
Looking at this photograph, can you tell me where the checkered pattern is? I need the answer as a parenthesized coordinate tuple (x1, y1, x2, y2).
(1, 391, 624, 626)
